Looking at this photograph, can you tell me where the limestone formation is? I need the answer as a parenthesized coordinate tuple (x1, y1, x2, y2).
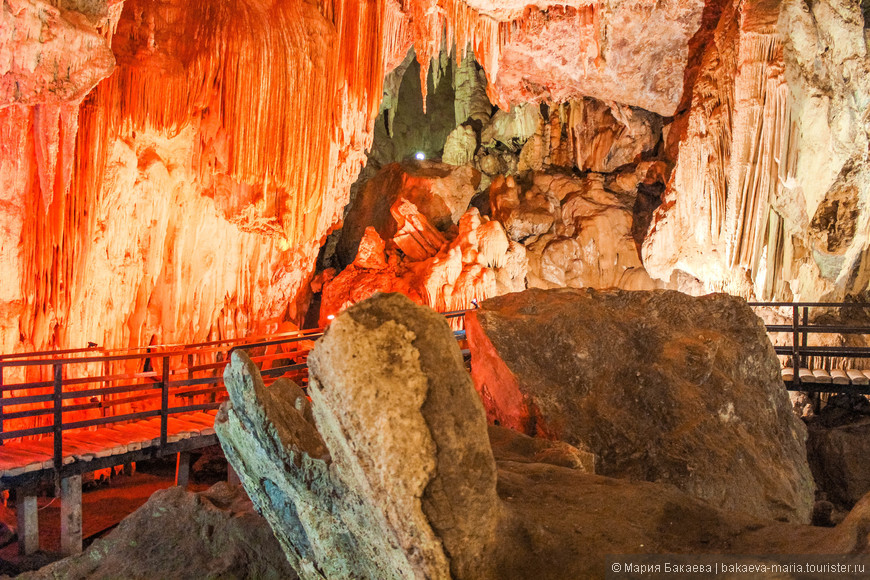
(442, 125, 478, 166)
(487, 0, 706, 116)
(322, 206, 525, 324)
(480, 104, 541, 150)
(0, 0, 116, 107)
(567, 99, 662, 173)
(466, 288, 815, 523)
(644, 0, 870, 302)
(390, 198, 449, 261)
(353, 227, 389, 270)
(490, 172, 659, 290)
(15, 483, 296, 580)
(644, 0, 790, 297)
(779, 0, 870, 298)
(490, 175, 557, 243)
(216, 293, 499, 580)
(337, 161, 480, 265)
(324, 159, 529, 322)
(1, 0, 406, 360)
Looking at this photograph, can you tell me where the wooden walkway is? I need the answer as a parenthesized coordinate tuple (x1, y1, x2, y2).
(0, 328, 324, 556)
(0, 411, 218, 478)
(0, 328, 324, 479)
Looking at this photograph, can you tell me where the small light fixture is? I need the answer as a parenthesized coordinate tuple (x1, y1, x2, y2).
(327, 314, 335, 320)
(414, 151, 426, 160)
(471, 298, 479, 308)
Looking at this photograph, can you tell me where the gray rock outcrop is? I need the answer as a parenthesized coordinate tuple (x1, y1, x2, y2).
(216, 293, 499, 580)
(466, 288, 815, 523)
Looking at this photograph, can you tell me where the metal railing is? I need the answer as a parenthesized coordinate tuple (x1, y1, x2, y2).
(4, 301, 863, 478)
(0, 328, 323, 471)
(0, 307, 472, 478)
(748, 301, 870, 392)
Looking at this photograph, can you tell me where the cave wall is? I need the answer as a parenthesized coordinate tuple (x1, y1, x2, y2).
(1, 0, 868, 358)
(0, 0, 414, 355)
(644, 0, 870, 301)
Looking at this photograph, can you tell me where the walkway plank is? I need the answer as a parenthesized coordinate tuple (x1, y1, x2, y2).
(847, 370, 869, 385)
(831, 369, 850, 385)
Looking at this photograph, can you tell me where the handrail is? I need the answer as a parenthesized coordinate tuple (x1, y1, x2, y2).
(0, 307, 472, 478)
(748, 302, 870, 392)
(0, 327, 325, 361)
(0, 330, 319, 475)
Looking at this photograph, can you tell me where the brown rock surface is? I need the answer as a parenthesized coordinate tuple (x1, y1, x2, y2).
(15, 483, 296, 580)
(806, 395, 870, 509)
(466, 288, 815, 523)
(488, 424, 596, 472)
(489, 462, 870, 579)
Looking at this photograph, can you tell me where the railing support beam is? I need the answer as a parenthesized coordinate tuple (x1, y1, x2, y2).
(792, 305, 801, 391)
(160, 356, 169, 449)
(52, 363, 63, 470)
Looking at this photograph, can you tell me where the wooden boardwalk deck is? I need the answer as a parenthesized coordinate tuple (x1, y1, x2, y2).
(0, 410, 217, 478)
(0, 327, 327, 556)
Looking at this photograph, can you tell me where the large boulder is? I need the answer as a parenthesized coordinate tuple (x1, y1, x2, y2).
(211, 292, 870, 580)
(466, 288, 815, 523)
(216, 293, 499, 580)
(14, 483, 296, 580)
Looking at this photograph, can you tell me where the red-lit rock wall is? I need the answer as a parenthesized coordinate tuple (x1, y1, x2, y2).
(2, 0, 708, 356)
(0, 0, 414, 356)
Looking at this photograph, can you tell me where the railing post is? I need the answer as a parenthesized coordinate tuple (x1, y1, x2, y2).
(801, 306, 809, 368)
(792, 305, 800, 390)
(0, 362, 4, 446)
(160, 355, 169, 449)
(53, 363, 63, 470)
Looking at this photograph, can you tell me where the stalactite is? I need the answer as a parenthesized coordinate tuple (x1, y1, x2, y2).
(423, 1, 601, 110)
(723, 32, 793, 290)
(30, 100, 82, 214)
(92, 0, 398, 249)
